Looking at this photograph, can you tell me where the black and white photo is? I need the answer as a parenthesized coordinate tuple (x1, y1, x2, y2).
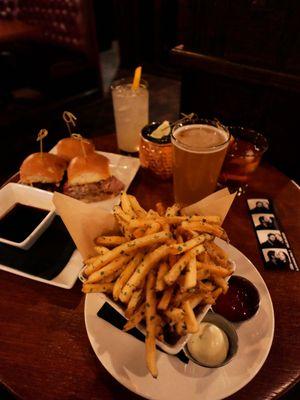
(252, 214, 277, 230)
(263, 249, 292, 269)
(257, 230, 285, 248)
(248, 199, 272, 214)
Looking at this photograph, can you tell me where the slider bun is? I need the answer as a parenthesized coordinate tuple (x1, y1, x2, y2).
(56, 137, 95, 162)
(67, 152, 110, 185)
(20, 152, 67, 184)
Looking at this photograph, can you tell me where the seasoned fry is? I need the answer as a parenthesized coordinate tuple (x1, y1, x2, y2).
(113, 252, 144, 301)
(182, 255, 197, 291)
(144, 222, 161, 235)
(125, 286, 145, 318)
(113, 205, 131, 223)
(198, 263, 231, 277)
(155, 202, 166, 216)
(128, 194, 147, 217)
(182, 300, 199, 333)
(86, 253, 133, 284)
(128, 218, 156, 230)
(165, 307, 184, 323)
(157, 285, 174, 310)
(120, 191, 136, 218)
(123, 303, 145, 331)
(211, 275, 228, 293)
(94, 246, 110, 255)
(169, 234, 207, 255)
(155, 261, 168, 291)
(165, 203, 181, 217)
(132, 227, 147, 238)
(95, 235, 127, 247)
(145, 270, 158, 378)
(84, 231, 171, 276)
(82, 283, 114, 293)
(181, 221, 226, 239)
(119, 244, 169, 303)
(164, 245, 204, 286)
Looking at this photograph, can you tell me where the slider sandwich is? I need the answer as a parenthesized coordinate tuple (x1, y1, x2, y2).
(56, 136, 95, 163)
(20, 153, 67, 191)
(63, 152, 124, 202)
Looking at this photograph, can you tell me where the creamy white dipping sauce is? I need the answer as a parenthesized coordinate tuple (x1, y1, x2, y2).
(187, 322, 229, 367)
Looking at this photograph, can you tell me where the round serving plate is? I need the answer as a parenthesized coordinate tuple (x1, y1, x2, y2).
(84, 240, 274, 400)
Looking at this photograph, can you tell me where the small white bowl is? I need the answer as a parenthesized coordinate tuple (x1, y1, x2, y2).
(0, 183, 55, 249)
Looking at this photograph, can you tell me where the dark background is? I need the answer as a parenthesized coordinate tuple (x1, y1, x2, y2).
(0, 0, 299, 184)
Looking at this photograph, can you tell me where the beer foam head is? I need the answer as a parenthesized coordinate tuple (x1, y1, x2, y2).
(172, 124, 230, 153)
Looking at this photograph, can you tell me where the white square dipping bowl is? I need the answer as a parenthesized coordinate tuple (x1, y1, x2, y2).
(0, 183, 55, 249)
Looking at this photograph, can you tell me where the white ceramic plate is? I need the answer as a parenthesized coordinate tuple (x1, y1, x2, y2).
(84, 242, 274, 400)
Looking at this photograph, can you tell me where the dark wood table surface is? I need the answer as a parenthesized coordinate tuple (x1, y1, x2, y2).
(0, 134, 299, 400)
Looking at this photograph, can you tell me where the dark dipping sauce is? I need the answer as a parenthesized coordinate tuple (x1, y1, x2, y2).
(0, 203, 49, 243)
(212, 275, 260, 322)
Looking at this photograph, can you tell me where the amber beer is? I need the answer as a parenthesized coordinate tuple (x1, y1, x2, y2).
(172, 124, 230, 205)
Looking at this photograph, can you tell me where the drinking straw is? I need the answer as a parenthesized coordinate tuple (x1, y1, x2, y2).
(132, 66, 142, 90)
(36, 129, 48, 158)
(63, 111, 77, 136)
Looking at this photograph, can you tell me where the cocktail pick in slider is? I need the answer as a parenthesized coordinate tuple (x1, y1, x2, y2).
(71, 133, 89, 158)
(36, 128, 48, 159)
(63, 111, 77, 136)
(132, 66, 142, 91)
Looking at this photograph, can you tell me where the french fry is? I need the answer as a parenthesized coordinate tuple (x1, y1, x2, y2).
(164, 245, 204, 286)
(145, 222, 161, 235)
(157, 285, 174, 310)
(165, 307, 184, 323)
(188, 293, 204, 309)
(155, 261, 168, 291)
(86, 253, 133, 283)
(160, 215, 221, 225)
(128, 218, 156, 230)
(120, 191, 136, 218)
(113, 205, 131, 223)
(182, 255, 197, 291)
(94, 246, 110, 255)
(132, 227, 147, 238)
(128, 194, 147, 217)
(155, 202, 166, 216)
(113, 252, 144, 301)
(196, 268, 210, 281)
(197, 262, 231, 277)
(145, 270, 158, 378)
(114, 214, 133, 241)
(95, 235, 127, 247)
(165, 204, 181, 217)
(123, 303, 145, 331)
(125, 285, 145, 318)
(82, 283, 114, 293)
(169, 234, 207, 255)
(119, 244, 169, 303)
(211, 275, 228, 293)
(182, 300, 199, 333)
(84, 231, 171, 276)
(181, 221, 227, 239)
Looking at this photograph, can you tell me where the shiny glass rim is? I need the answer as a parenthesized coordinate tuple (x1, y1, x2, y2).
(110, 78, 148, 91)
(171, 122, 231, 152)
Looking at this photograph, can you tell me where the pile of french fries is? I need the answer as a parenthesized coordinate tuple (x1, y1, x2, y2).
(82, 192, 233, 378)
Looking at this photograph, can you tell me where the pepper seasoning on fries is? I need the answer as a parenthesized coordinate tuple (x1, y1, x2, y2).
(81, 191, 233, 378)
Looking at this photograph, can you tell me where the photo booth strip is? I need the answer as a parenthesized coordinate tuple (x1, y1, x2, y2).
(247, 198, 299, 271)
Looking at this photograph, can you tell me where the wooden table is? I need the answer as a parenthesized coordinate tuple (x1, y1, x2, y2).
(0, 20, 40, 43)
(0, 134, 299, 400)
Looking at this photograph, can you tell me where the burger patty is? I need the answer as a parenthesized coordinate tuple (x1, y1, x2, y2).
(63, 175, 125, 202)
(22, 181, 62, 192)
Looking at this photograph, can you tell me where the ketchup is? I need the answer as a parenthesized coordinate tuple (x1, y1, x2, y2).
(212, 275, 260, 322)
